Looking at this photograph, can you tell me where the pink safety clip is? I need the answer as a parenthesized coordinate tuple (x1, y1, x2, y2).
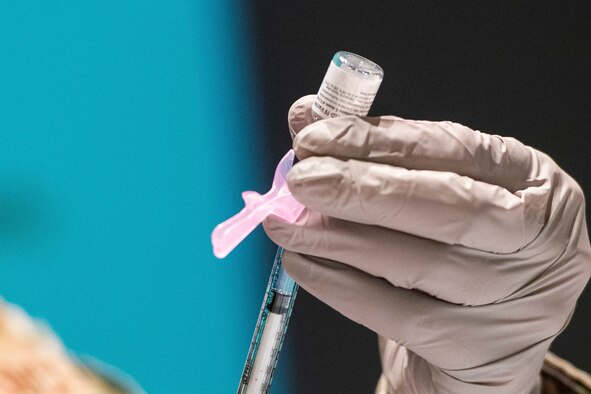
(211, 150, 305, 258)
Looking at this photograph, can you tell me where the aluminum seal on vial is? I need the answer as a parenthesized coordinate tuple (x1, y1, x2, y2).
(312, 51, 384, 120)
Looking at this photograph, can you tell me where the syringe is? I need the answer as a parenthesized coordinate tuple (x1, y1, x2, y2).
(237, 248, 295, 394)
(237, 51, 384, 393)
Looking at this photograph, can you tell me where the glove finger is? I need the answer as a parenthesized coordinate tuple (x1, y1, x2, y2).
(264, 211, 557, 306)
(287, 95, 316, 139)
(280, 251, 560, 371)
(280, 250, 452, 353)
(287, 157, 549, 253)
(292, 102, 536, 193)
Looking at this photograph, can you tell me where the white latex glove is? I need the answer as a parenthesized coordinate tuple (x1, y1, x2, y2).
(263, 96, 591, 393)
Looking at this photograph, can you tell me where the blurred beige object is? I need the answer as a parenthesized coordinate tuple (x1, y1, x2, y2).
(0, 299, 127, 393)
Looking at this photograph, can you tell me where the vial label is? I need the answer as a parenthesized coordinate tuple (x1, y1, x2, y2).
(313, 61, 382, 119)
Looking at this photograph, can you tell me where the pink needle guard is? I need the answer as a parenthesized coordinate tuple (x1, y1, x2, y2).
(211, 149, 305, 258)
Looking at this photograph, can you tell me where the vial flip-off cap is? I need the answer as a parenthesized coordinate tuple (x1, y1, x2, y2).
(211, 149, 305, 258)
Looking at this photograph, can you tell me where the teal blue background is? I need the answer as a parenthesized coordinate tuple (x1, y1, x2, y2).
(0, 2, 288, 392)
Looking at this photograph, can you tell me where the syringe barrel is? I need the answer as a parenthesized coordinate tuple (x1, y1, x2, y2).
(273, 260, 296, 296)
(238, 248, 297, 394)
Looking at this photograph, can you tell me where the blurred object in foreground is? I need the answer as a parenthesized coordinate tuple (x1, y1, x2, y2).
(0, 299, 142, 393)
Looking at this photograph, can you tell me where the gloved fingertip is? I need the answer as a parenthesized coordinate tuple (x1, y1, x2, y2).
(280, 251, 319, 287)
(292, 122, 335, 160)
(292, 143, 314, 161)
(287, 156, 343, 189)
(262, 213, 288, 231)
(288, 95, 316, 139)
(262, 214, 294, 247)
(286, 164, 307, 197)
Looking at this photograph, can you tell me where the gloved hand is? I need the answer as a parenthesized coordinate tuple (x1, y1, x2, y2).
(263, 95, 591, 394)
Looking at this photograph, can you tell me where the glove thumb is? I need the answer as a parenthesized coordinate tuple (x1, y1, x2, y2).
(288, 95, 316, 139)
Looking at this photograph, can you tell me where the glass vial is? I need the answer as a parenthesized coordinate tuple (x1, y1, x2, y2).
(312, 51, 384, 121)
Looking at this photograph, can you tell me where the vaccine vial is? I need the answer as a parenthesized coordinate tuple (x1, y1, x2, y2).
(312, 51, 384, 121)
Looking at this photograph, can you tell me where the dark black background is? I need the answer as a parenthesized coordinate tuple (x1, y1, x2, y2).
(248, 2, 591, 393)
